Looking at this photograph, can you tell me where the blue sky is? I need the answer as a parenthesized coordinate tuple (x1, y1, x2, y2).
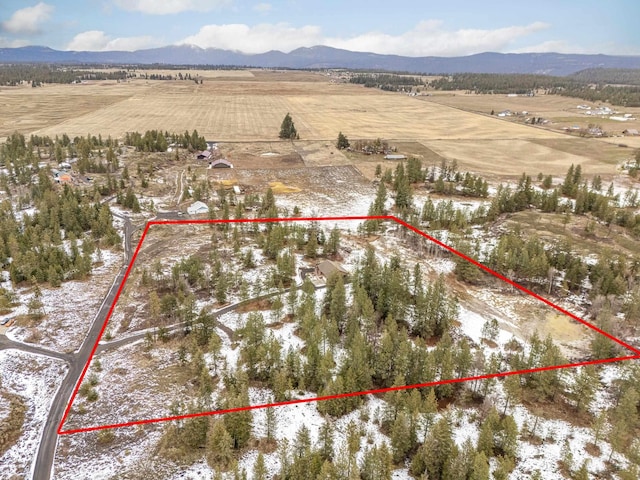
(0, 0, 638, 55)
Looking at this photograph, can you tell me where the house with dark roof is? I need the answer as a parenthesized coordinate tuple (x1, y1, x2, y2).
(316, 260, 349, 279)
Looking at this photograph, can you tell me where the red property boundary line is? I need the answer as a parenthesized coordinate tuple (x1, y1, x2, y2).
(58, 215, 640, 435)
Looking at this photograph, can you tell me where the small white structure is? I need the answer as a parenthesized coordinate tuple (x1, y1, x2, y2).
(384, 154, 407, 160)
(187, 201, 209, 215)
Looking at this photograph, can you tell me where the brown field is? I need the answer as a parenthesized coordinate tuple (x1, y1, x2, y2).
(1, 71, 633, 178)
(421, 138, 629, 177)
(424, 92, 640, 137)
(24, 75, 568, 143)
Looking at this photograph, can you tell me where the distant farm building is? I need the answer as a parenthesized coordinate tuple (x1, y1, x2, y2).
(187, 201, 209, 215)
(316, 260, 349, 279)
(211, 159, 233, 169)
(384, 154, 407, 160)
(56, 173, 72, 184)
(623, 129, 639, 136)
(196, 150, 212, 160)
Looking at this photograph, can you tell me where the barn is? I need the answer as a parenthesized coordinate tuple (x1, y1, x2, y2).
(211, 159, 233, 169)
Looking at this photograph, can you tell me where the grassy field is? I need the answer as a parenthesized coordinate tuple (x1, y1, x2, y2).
(23, 75, 568, 142)
(0, 71, 633, 178)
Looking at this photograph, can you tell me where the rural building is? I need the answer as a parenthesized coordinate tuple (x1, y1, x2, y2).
(623, 129, 639, 136)
(233, 185, 242, 195)
(56, 173, 72, 184)
(187, 201, 209, 215)
(316, 260, 349, 279)
(384, 154, 407, 160)
(196, 150, 212, 160)
(211, 159, 233, 168)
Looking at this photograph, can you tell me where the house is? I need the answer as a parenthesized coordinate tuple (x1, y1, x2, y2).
(56, 173, 72, 184)
(211, 159, 233, 169)
(316, 260, 349, 279)
(196, 150, 212, 160)
(623, 129, 639, 136)
(384, 154, 407, 160)
(187, 201, 209, 215)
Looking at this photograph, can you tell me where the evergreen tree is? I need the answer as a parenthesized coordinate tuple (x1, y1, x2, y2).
(253, 453, 267, 480)
(279, 113, 298, 140)
(337, 132, 350, 149)
(470, 451, 490, 480)
(207, 420, 235, 470)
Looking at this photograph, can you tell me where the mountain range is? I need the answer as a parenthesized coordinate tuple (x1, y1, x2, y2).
(1, 45, 640, 76)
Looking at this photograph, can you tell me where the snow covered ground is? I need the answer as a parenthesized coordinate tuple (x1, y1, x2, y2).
(5, 248, 122, 353)
(0, 350, 67, 479)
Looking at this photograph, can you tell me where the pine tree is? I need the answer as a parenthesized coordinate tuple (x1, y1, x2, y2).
(318, 420, 335, 461)
(265, 405, 277, 443)
(570, 366, 597, 412)
(253, 453, 267, 480)
(337, 132, 350, 149)
(279, 113, 298, 140)
(360, 442, 393, 480)
(470, 451, 490, 480)
(207, 420, 235, 470)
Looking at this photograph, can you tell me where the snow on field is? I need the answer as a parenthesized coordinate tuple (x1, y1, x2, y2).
(0, 350, 66, 479)
(510, 404, 627, 479)
(457, 306, 486, 344)
(270, 321, 304, 352)
(240, 391, 403, 479)
(275, 189, 374, 232)
(6, 247, 122, 353)
(54, 426, 166, 480)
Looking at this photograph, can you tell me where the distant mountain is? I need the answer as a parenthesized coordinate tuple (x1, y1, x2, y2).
(1, 45, 640, 76)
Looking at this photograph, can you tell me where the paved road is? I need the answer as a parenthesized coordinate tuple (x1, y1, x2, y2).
(32, 214, 133, 480)
(0, 336, 71, 362)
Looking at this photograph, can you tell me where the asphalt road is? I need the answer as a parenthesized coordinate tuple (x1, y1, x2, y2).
(0, 336, 70, 362)
(31, 215, 133, 480)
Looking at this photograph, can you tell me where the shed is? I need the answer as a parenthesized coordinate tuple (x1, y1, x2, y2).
(211, 159, 233, 169)
(316, 260, 349, 279)
(623, 129, 639, 136)
(196, 150, 212, 160)
(384, 154, 407, 160)
(187, 201, 209, 215)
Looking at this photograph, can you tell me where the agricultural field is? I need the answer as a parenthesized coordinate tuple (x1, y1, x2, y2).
(2, 67, 640, 480)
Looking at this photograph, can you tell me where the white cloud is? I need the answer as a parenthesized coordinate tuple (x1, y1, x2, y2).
(0, 37, 30, 48)
(1, 2, 54, 35)
(510, 40, 640, 56)
(66, 30, 159, 51)
(179, 20, 551, 56)
(325, 21, 551, 57)
(180, 23, 323, 54)
(253, 3, 272, 13)
(113, 0, 231, 15)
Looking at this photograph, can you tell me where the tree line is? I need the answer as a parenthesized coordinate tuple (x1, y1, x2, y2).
(429, 73, 640, 106)
(0, 65, 130, 86)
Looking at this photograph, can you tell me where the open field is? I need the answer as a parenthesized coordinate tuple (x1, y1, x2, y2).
(25, 76, 571, 142)
(420, 138, 631, 177)
(0, 71, 634, 179)
(423, 92, 640, 138)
